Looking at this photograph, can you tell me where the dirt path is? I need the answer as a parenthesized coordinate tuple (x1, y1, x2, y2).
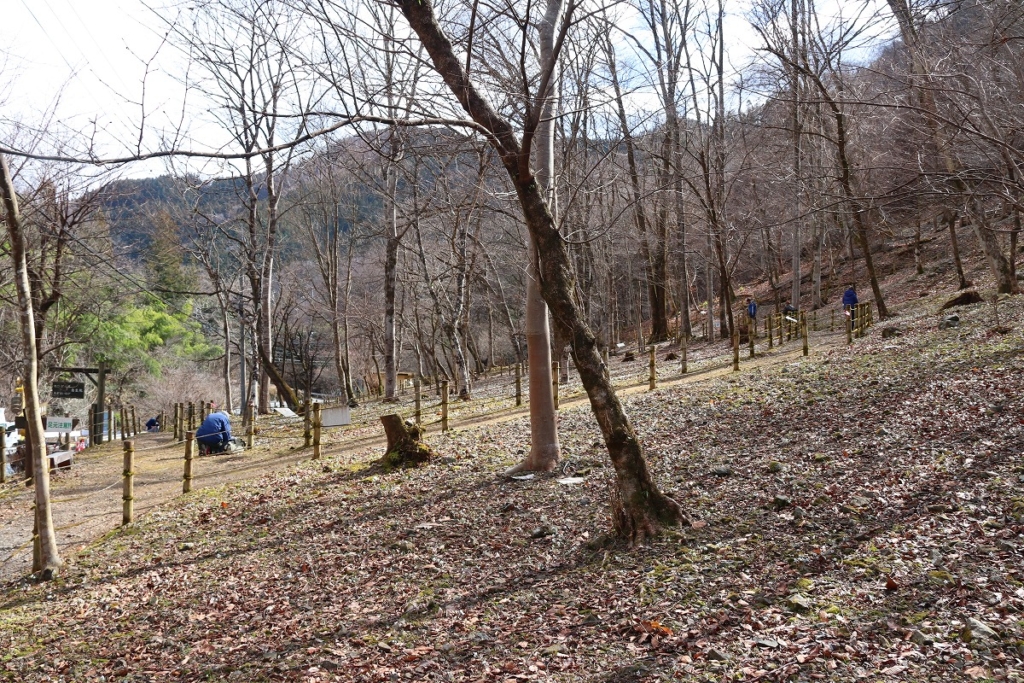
(0, 332, 841, 582)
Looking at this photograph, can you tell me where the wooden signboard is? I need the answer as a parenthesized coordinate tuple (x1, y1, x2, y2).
(52, 381, 86, 399)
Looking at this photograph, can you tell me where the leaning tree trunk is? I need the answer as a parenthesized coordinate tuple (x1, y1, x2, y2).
(0, 154, 61, 577)
(255, 338, 300, 411)
(397, 0, 684, 539)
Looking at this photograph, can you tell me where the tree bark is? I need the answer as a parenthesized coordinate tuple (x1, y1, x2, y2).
(397, 0, 684, 539)
(0, 154, 61, 578)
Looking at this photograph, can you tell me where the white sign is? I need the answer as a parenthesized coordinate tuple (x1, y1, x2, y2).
(46, 416, 74, 431)
(273, 407, 298, 418)
(320, 405, 351, 427)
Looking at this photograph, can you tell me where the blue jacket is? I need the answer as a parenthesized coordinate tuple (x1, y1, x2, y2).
(842, 288, 858, 307)
(196, 412, 231, 445)
(747, 301, 757, 318)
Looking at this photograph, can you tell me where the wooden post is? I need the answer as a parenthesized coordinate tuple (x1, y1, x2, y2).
(246, 403, 254, 449)
(132, 405, 138, 436)
(732, 324, 740, 372)
(515, 363, 522, 406)
(0, 429, 6, 483)
(173, 403, 179, 440)
(108, 407, 114, 442)
(312, 403, 322, 460)
(812, 310, 818, 332)
(441, 381, 449, 433)
(831, 310, 835, 332)
(648, 346, 657, 390)
(122, 441, 134, 526)
(159, 411, 165, 433)
(802, 312, 809, 356)
(414, 379, 422, 425)
(304, 399, 312, 448)
(32, 505, 41, 573)
(188, 402, 195, 431)
(767, 315, 774, 349)
(847, 308, 853, 345)
(183, 431, 194, 494)
(748, 323, 755, 358)
(552, 362, 559, 410)
(681, 334, 688, 374)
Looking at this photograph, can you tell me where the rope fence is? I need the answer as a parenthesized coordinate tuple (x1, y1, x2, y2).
(1, 302, 879, 573)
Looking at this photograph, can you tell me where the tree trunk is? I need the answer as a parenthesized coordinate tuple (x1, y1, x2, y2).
(396, 0, 684, 539)
(0, 154, 61, 578)
(971, 197, 1018, 294)
(915, 221, 925, 275)
(946, 211, 969, 289)
(510, 0, 561, 472)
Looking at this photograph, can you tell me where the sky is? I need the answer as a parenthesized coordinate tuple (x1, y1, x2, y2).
(1, 0, 197, 174)
(0, 0, 894, 178)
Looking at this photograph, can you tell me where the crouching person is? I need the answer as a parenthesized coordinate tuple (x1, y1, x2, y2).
(195, 409, 234, 455)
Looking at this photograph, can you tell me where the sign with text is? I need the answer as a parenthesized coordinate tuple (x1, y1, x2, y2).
(52, 381, 86, 399)
(45, 416, 74, 431)
(320, 405, 351, 427)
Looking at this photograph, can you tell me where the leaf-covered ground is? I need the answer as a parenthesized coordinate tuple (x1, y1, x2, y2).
(2, 290, 1024, 682)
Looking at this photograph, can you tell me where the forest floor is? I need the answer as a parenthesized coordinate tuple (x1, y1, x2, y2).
(2, 254, 1024, 681)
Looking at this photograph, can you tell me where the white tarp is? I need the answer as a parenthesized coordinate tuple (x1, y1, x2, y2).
(320, 405, 351, 427)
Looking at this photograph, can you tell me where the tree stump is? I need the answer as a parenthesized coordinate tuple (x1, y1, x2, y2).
(380, 414, 436, 468)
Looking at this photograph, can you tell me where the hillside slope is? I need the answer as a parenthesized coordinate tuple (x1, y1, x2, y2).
(1, 283, 1023, 682)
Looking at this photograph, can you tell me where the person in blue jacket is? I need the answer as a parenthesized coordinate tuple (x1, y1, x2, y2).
(746, 298, 758, 337)
(196, 409, 232, 453)
(842, 284, 858, 327)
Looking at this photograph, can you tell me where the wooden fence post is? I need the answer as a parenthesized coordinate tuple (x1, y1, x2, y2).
(648, 346, 657, 390)
(552, 362, 559, 410)
(802, 312, 809, 357)
(0, 430, 6, 483)
(183, 431, 194, 494)
(188, 402, 195, 431)
(414, 379, 422, 425)
(767, 314, 774, 349)
(831, 310, 835, 332)
(847, 308, 853, 345)
(312, 404, 322, 460)
(748, 323, 755, 358)
(681, 334, 688, 374)
(107, 407, 114, 442)
(732, 324, 740, 372)
(441, 381, 450, 432)
(304, 399, 312, 448)
(515, 363, 522, 406)
(122, 440, 134, 526)
(246, 403, 254, 449)
(812, 310, 817, 332)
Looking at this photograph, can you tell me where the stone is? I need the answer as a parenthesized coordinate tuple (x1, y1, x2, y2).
(622, 351, 636, 362)
(910, 630, 934, 646)
(963, 618, 999, 642)
(850, 496, 872, 508)
(938, 314, 961, 330)
(768, 461, 784, 473)
(706, 648, 729, 661)
(786, 593, 812, 611)
(178, 542, 195, 552)
(542, 644, 563, 655)
(881, 326, 901, 339)
(530, 525, 555, 539)
(773, 495, 792, 509)
(712, 466, 733, 477)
